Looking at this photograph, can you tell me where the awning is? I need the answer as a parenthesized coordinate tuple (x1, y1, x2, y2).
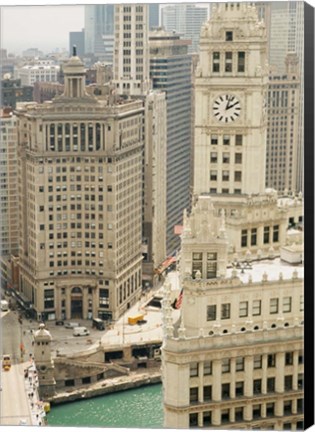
(155, 257, 176, 275)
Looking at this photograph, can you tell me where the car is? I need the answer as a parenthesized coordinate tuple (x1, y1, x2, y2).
(64, 322, 79, 329)
(137, 319, 147, 325)
(55, 320, 64, 326)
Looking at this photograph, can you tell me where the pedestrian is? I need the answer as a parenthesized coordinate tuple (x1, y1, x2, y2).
(36, 414, 39, 420)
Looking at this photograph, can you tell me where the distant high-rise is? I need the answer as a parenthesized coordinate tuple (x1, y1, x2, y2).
(84, 5, 114, 56)
(149, 29, 192, 255)
(161, 4, 209, 53)
(69, 29, 85, 57)
(266, 53, 301, 194)
(149, 4, 160, 29)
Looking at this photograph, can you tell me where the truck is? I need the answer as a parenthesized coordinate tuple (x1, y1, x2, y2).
(2, 354, 11, 371)
(92, 318, 105, 330)
(128, 314, 145, 325)
(73, 327, 90, 337)
(1, 300, 9, 311)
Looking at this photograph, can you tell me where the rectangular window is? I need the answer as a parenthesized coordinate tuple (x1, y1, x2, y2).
(207, 252, 217, 278)
(213, 52, 220, 72)
(235, 357, 244, 371)
(192, 252, 203, 278)
(222, 358, 230, 373)
(235, 135, 243, 145)
(235, 381, 244, 396)
(253, 404, 261, 419)
(189, 413, 198, 427)
(283, 297, 292, 313)
(241, 229, 247, 247)
(190, 362, 199, 377)
(210, 152, 218, 163)
(251, 228, 257, 246)
(223, 135, 230, 145)
(268, 354, 276, 367)
(253, 379, 262, 394)
(225, 52, 233, 72)
(203, 385, 212, 401)
(300, 295, 304, 311)
(270, 298, 279, 314)
(204, 361, 212, 375)
(211, 135, 218, 145)
(239, 301, 248, 318)
(44, 289, 54, 309)
(267, 377, 275, 392)
(210, 170, 217, 181)
(222, 383, 230, 399)
(264, 226, 270, 244)
(273, 225, 279, 242)
(207, 305, 216, 321)
(284, 375, 293, 391)
(221, 409, 230, 423)
(235, 153, 242, 164)
(221, 303, 231, 319)
(266, 403, 275, 417)
(285, 352, 294, 366)
(238, 51, 245, 72)
(253, 299, 261, 316)
(234, 171, 242, 182)
(254, 355, 262, 369)
(223, 152, 230, 163)
(226, 31, 233, 41)
(222, 170, 229, 181)
(189, 387, 198, 403)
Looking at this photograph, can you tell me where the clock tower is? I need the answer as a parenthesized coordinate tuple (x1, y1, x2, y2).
(194, 2, 268, 196)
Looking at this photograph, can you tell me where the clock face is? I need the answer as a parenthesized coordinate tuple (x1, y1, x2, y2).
(213, 94, 241, 123)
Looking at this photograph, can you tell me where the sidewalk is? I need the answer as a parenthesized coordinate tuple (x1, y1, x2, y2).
(23, 360, 46, 426)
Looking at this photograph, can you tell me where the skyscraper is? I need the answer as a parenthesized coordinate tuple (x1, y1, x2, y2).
(149, 29, 192, 255)
(149, 4, 160, 29)
(84, 5, 114, 56)
(69, 29, 85, 57)
(160, 4, 209, 54)
(16, 54, 144, 322)
(113, 4, 167, 284)
(266, 53, 301, 194)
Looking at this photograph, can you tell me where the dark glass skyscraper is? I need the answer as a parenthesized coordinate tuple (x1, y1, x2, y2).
(84, 5, 114, 56)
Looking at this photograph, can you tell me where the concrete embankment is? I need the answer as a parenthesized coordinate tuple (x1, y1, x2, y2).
(48, 370, 162, 405)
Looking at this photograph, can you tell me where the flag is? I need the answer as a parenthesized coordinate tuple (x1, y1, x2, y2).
(175, 288, 183, 309)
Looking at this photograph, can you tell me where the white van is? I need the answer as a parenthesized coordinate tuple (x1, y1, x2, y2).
(64, 322, 79, 329)
(73, 327, 90, 337)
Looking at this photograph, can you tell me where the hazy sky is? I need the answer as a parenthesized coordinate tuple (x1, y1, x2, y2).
(1, 5, 85, 54)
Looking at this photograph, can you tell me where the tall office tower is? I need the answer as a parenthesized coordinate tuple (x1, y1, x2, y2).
(266, 53, 300, 194)
(113, 4, 151, 96)
(16, 53, 144, 322)
(113, 4, 167, 285)
(0, 108, 19, 257)
(194, 2, 268, 197)
(149, 29, 192, 255)
(69, 29, 85, 57)
(160, 4, 209, 54)
(84, 5, 114, 56)
(149, 4, 159, 29)
(162, 195, 304, 429)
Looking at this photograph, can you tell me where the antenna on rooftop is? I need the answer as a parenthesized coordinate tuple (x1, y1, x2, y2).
(73, 45, 77, 56)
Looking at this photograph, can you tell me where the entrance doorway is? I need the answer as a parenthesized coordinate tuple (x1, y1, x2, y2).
(71, 287, 83, 319)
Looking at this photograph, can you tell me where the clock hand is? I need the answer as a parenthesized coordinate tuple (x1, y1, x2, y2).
(225, 96, 232, 110)
(226, 101, 238, 111)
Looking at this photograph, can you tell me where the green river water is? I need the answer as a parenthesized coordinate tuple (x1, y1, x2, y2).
(47, 383, 163, 428)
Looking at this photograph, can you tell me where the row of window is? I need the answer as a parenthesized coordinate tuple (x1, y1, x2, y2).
(210, 170, 242, 182)
(212, 51, 245, 73)
(210, 134, 243, 146)
(241, 225, 279, 247)
(189, 399, 303, 427)
(210, 152, 240, 164)
(207, 295, 303, 321)
(190, 374, 303, 404)
(190, 352, 303, 378)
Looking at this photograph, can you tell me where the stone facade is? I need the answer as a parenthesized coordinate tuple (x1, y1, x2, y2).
(16, 54, 144, 321)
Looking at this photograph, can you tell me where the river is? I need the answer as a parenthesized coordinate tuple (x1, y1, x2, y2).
(47, 383, 163, 428)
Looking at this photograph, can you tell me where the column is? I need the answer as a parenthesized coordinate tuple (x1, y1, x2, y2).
(243, 402, 252, 422)
(244, 356, 253, 397)
(199, 362, 204, 402)
(292, 398, 297, 414)
(293, 350, 299, 390)
(66, 287, 71, 319)
(92, 285, 98, 318)
(212, 360, 221, 401)
(230, 358, 236, 399)
(82, 286, 89, 320)
(257, 225, 264, 249)
(275, 352, 285, 393)
(212, 407, 221, 426)
(275, 399, 283, 417)
(55, 286, 61, 319)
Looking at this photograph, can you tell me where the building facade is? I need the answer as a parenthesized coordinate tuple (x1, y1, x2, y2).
(149, 29, 192, 255)
(69, 30, 85, 58)
(16, 54, 144, 321)
(113, 4, 167, 284)
(266, 54, 300, 194)
(1, 77, 33, 109)
(16, 61, 60, 86)
(162, 196, 304, 430)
